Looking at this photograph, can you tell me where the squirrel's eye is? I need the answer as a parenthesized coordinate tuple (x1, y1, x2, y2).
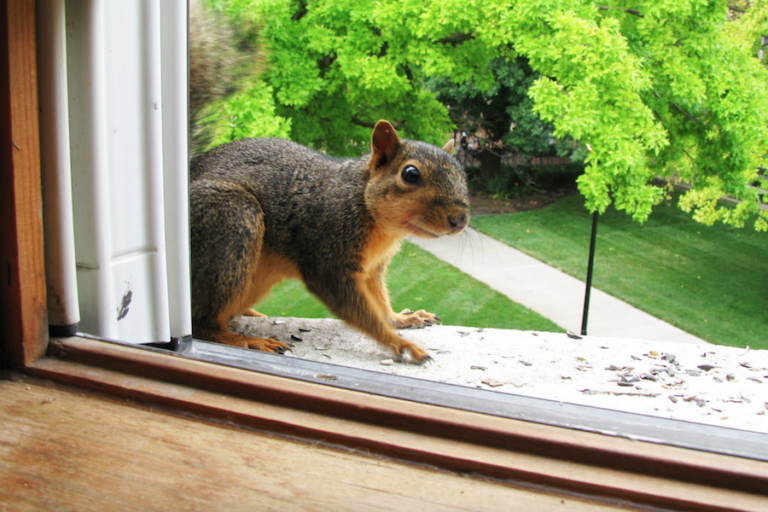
(401, 165, 421, 185)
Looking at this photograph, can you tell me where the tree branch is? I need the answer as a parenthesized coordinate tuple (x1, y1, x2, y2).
(598, 5, 644, 18)
(728, 1, 747, 13)
(291, 0, 308, 21)
(401, 64, 414, 84)
(317, 53, 337, 73)
(368, 26, 389, 58)
(437, 32, 475, 46)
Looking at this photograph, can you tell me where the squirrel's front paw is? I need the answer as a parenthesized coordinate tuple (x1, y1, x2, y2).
(392, 340, 433, 365)
(392, 308, 441, 329)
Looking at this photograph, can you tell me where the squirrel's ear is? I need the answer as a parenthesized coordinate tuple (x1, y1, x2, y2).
(442, 138, 455, 155)
(371, 120, 401, 168)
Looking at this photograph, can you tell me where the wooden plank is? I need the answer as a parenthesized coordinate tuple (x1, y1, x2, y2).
(0, 0, 48, 367)
(30, 338, 768, 512)
(0, 379, 621, 512)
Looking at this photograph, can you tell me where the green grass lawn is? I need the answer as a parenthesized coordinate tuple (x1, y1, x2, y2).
(256, 241, 561, 332)
(471, 193, 768, 350)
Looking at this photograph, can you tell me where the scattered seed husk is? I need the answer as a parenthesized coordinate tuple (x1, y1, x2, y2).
(482, 379, 504, 388)
(519, 360, 533, 367)
(290, 334, 303, 342)
(298, 328, 311, 333)
(697, 364, 715, 372)
(470, 365, 487, 371)
(314, 374, 337, 381)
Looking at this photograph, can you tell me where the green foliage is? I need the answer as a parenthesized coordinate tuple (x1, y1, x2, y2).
(202, 0, 768, 229)
(427, 58, 576, 158)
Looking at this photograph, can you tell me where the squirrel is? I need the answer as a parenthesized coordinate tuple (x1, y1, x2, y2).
(189, 121, 470, 364)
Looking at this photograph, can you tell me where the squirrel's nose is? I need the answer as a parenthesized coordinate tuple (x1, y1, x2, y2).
(448, 212, 468, 232)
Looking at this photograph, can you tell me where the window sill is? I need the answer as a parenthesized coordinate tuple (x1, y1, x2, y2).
(23, 335, 768, 511)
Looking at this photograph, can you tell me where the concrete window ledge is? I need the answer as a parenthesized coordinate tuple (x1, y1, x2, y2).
(230, 316, 768, 435)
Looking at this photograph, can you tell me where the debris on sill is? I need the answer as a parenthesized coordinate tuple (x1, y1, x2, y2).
(229, 317, 768, 434)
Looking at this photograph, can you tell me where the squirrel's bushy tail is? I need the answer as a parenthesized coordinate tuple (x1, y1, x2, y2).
(189, 3, 264, 157)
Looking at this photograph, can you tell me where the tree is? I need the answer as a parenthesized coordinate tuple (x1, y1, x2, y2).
(426, 57, 583, 177)
(202, 0, 768, 230)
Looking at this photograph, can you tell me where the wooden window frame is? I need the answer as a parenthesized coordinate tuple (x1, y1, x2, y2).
(2, 2, 767, 510)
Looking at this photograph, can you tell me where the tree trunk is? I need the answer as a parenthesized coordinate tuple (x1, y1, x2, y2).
(480, 149, 501, 179)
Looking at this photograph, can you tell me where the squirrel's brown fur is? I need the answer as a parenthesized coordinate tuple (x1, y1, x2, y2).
(190, 121, 469, 363)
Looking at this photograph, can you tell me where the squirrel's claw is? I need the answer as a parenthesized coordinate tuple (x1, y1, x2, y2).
(244, 336, 289, 354)
(393, 342, 432, 365)
(393, 309, 441, 329)
(415, 353, 433, 365)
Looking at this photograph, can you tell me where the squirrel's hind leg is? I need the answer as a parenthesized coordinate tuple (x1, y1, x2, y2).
(190, 180, 288, 354)
(194, 325, 288, 353)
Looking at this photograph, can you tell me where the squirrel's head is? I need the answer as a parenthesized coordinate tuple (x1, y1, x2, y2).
(364, 120, 470, 239)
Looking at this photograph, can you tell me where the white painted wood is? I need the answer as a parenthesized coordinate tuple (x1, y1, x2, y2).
(67, 0, 118, 339)
(37, 0, 81, 329)
(160, 0, 192, 340)
(64, 0, 190, 343)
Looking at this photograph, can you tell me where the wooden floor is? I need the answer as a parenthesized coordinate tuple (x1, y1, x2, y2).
(0, 378, 625, 511)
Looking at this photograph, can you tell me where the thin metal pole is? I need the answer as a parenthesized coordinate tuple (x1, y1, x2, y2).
(581, 211, 599, 336)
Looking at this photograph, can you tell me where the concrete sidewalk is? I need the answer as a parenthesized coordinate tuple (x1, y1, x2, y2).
(408, 228, 709, 345)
